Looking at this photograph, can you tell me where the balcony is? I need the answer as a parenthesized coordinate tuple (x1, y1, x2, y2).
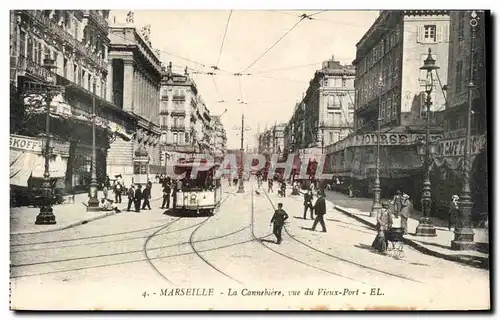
(159, 107, 169, 115)
(83, 10, 109, 31)
(172, 95, 186, 102)
(160, 125, 168, 130)
(21, 10, 107, 72)
(171, 108, 185, 116)
(17, 55, 53, 83)
(171, 123, 186, 130)
(160, 95, 169, 101)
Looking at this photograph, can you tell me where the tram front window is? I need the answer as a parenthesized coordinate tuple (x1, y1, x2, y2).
(181, 170, 214, 191)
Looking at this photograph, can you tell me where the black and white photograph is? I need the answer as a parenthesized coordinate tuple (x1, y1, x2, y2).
(8, 7, 491, 311)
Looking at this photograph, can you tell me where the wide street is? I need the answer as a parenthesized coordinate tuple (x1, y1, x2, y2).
(10, 180, 489, 310)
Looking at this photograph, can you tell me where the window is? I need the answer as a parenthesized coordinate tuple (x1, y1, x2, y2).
(173, 133, 178, 144)
(457, 11, 465, 40)
(92, 80, 96, 94)
(179, 132, 184, 144)
(380, 99, 386, 122)
(455, 60, 463, 93)
(329, 132, 333, 143)
(88, 74, 92, 91)
(392, 93, 398, 119)
(332, 112, 342, 127)
(63, 58, 68, 78)
(185, 132, 190, 143)
(424, 25, 436, 42)
(19, 31, 26, 57)
(81, 70, 85, 87)
(348, 112, 354, 124)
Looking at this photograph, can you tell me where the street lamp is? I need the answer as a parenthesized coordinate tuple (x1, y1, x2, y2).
(415, 48, 439, 237)
(87, 95, 100, 211)
(34, 56, 60, 225)
(370, 75, 384, 217)
(452, 11, 479, 250)
(238, 113, 246, 193)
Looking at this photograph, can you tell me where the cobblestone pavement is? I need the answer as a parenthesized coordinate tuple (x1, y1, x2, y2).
(10, 182, 489, 310)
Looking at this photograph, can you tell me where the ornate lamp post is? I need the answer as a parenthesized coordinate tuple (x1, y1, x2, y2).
(415, 48, 439, 237)
(370, 76, 384, 217)
(87, 96, 100, 211)
(29, 55, 61, 225)
(452, 11, 479, 250)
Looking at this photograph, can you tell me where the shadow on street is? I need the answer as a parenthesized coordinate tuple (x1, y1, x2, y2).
(162, 208, 213, 218)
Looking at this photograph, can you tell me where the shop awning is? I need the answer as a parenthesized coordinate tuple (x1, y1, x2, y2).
(10, 150, 37, 187)
(31, 154, 67, 179)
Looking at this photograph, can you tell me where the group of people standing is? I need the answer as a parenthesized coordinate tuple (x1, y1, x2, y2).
(125, 181, 153, 212)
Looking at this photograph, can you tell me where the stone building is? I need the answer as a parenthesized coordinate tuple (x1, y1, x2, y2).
(438, 10, 488, 220)
(326, 10, 450, 202)
(210, 115, 228, 155)
(107, 17, 163, 183)
(10, 10, 136, 201)
(286, 56, 356, 153)
(258, 123, 286, 155)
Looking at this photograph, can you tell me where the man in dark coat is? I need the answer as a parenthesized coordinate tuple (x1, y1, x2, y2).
(311, 191, 327, 232)
(161, 183, 171, 210)
(172, 180, 178, 211)
(270, 203, 289, 244)
(303, 189, 314, 220)
(142, 184, 151, 210)
(134, 185, 143, 212)
(126, 184, 135, 211)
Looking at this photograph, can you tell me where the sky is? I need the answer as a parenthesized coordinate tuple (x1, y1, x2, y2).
(110, 10, 379, 149)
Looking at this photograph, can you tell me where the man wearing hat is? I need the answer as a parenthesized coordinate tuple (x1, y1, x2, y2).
(311, 190, 327, 233)
(400, 193, 411, 234)
(270, 202, 289, 244)
(448, 195, 460, 231)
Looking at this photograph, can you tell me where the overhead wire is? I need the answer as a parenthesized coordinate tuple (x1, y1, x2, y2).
(216, 10, 233, 68)
(241, 15, 308, 73)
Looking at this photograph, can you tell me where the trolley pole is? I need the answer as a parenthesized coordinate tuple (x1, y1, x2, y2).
(237, 113, 245, 193)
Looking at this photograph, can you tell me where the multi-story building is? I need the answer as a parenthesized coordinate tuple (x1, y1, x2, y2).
(196, 95, 212, 153)
(107, 17, 163, 183)
(326, 10, 450, 202)
(258, 123, 286, 155)
(440, 10, 488, 219)
(10, 10, 136, 200)
(210, 115, 227, 154)
(286, 56, 355, 153)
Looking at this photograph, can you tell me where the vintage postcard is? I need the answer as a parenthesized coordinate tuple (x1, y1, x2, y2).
(9, 9, 490, 311)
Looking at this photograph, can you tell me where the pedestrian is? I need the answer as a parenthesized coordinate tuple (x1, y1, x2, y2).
(172, 180, 178, 211)
(400, 193, 411, 234)
(126, 184, 135, 211)
(311, 191, 327, 232)
(134, 184, 143, 212)
(114, 181, 122, 204)
(392, 190, 403, 215)
(268, 179, 274, 193)
(372, 201, 391, 253)
(270, 202, 289, 244)
(102, 184, 109, 200)
(303, 189, 314, 220)
(280, 181, 286, 197)
(161, 182, 171, 210)
(142, 183, 152, 210)
(448, 195, 460, 231)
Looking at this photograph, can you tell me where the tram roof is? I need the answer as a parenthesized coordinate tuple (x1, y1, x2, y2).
(173, 161, 221, 171)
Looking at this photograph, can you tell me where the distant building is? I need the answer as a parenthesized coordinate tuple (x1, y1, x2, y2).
(258, 123, 286, 155)
(107, 19, 163, 182)
(286, 56, 355, 153)
(210, 115, 228, 154)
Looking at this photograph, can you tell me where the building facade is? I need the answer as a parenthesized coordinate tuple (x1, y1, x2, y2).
(107, 18, 163, 183)
(10, 10, 136, 202)
(258, 123, 286, 155)
(210, 115, 227, 154)
(286, 56, 355, 153)
(439, 10, 488, 219)
(326, 10, 450, 207)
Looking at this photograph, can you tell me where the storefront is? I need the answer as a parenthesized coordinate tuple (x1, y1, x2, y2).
(10, 134, 70, 206)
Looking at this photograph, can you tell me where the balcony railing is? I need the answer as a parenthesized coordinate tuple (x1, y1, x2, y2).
(83, 10, 109, 31)
(171, 123, 186, 130)
(172, 95, 186, 101)
(160, 95, 169, 101)
(160, 125, 168, 130)
(171, 108, 185, 115)
(159, 107, 168, 114)
(17, 55, 54, 83)
(22, 10, 107, 72)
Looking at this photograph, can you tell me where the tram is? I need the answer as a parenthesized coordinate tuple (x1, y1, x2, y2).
(172, 158, 223, 215)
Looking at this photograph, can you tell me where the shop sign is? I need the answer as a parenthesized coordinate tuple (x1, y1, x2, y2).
(436, 135, 486, 157)
(10, 134, 70, 156)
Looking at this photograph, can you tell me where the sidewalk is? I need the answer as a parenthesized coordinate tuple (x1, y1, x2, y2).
(10, 184, 164, 235)
(322, 189, 489, 270)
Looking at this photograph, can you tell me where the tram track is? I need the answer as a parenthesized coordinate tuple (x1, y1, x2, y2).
(250, 184, 366, 284)
(261, 188, 421, 284)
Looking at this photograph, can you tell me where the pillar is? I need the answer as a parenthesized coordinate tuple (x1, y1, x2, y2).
(122, 59, 134, 112)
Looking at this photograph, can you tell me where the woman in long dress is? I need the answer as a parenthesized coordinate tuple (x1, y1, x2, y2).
(400, 193, 411, 234)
